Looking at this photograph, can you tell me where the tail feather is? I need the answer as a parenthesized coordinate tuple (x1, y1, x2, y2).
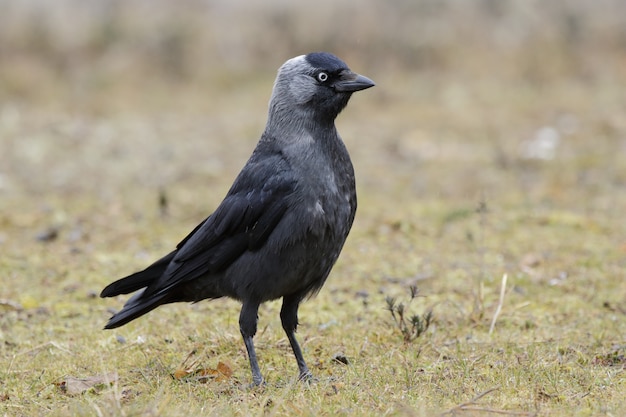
(103, 289, 171, 329)
(101, 250, 177, 329)
(100, 251, 176, 297)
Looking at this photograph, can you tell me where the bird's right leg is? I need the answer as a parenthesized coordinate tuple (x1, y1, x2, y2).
(239, 300, 264, 386)
(280, 294, 313, 382)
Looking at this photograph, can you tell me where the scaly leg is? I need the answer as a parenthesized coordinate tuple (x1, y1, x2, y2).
(280, 294, 313, 381)
(239, 300, 264, 386)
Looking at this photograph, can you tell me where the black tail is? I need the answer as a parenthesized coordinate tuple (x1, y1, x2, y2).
(103, 290, 171, 329)
(100, 251, 176, 298)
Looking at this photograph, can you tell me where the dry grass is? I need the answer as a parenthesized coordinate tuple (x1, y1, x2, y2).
(1, 1, 625, 416)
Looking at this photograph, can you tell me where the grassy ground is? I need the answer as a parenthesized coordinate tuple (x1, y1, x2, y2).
(1, 1, 625, 416)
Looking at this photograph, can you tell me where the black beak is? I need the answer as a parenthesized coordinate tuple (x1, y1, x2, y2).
(334, 71, 375, 93)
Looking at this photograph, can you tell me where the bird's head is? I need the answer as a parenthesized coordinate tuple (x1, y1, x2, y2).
(266, 52, 375, 133)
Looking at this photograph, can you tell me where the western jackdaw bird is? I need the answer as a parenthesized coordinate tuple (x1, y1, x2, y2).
(100, 52, 375, 385)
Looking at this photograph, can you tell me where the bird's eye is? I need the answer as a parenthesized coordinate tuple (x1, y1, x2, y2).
(317, 72, 329, 83)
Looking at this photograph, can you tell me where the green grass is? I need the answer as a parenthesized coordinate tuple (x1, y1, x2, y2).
(1, 2, 626, 416)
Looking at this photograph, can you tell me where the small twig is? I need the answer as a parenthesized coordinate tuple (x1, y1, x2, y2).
(458, 406, 536, 416)
(469, 386, 501, 403)
(16, 341, 72, 356)
(441, 387, 500, 416)
(441, 386, 537, 417)
(489, 273, 508, 335)
(179, 349, 199, 370)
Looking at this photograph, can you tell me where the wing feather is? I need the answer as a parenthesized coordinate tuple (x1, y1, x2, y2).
(141, 156, 296, 297)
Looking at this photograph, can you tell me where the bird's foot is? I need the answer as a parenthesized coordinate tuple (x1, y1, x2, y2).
(298, 370, 317, 384)
(246, 378, 266, 390)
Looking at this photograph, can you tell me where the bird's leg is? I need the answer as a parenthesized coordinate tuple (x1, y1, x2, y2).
(239, 300, 264, 386)
(280, 294, 313, 382)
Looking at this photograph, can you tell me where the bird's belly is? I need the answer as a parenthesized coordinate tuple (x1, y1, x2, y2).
(228, 224, 347, 301)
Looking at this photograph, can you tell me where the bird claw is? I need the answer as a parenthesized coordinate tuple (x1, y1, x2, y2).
(247, 378, 266, 390)
(298, 371, 317, 384)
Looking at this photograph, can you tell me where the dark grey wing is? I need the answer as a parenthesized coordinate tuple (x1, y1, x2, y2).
(141, 165, 297, 297)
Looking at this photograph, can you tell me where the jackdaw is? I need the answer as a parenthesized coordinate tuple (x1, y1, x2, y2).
(100, 52, 375, 385)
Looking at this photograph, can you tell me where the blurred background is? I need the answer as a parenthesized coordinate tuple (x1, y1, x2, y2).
(1, 0, 625, 194)
(1, 0, 625, 293)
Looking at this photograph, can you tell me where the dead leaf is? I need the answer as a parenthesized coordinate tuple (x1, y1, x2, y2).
(216, 361, 233, 379)
(172, 361, 232, 383)
(57, 372, 117, 395)
(173, 368, 192, 379)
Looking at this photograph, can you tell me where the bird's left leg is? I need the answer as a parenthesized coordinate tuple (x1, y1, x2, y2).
(280, 294, 313, 381)
(240, 299, 264, 386)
